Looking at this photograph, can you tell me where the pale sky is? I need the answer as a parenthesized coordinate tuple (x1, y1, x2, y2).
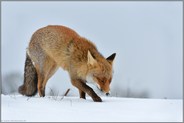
(1, 1, 183, 99)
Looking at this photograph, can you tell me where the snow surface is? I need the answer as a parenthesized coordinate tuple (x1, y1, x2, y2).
(1, 94, 182, 122)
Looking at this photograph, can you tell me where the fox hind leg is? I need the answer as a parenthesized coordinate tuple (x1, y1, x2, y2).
(28, 40, 59, 97)
(34, 56, 58, 97)
(42, 60, 58, 96)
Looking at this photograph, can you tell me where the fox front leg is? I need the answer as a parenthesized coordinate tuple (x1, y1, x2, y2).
(71, 79, 102, 102)
(78, 89, 86, 99)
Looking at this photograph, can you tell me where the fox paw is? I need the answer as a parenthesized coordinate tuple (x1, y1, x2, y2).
(93, 96, 102, 102)
(38, 89, 45, 97)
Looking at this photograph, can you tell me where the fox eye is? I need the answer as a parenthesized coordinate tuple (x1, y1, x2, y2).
(99, 78, 106, 84)
(93, 75, 107, 84)
(100, 80, 105, 83)
(94, 76, 104, 83)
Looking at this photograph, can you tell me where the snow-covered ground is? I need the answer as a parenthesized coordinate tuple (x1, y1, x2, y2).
(1, 94, 182, 122)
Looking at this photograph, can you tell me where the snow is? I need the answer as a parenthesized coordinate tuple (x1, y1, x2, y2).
(1, 94, 182, 122)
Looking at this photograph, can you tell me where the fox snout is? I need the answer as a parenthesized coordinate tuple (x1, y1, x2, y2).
(100, 88, 110, 96)
(106, 93, 110, 96)
(97, 84, 110, 96)
(99, 88, 110, 96)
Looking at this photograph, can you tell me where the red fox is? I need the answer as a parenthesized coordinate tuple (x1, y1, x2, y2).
(19, 25, 116, 102)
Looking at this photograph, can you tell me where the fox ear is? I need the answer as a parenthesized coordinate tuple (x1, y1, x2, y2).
(87, 50, 97, 65)
(106, 53, 116, 64)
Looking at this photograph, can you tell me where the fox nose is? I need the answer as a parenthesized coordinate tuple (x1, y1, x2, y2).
(106, 93, 110, 96)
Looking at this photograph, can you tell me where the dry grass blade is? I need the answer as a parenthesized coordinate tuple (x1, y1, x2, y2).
(60, 88, 70, 100)
(64, 89, 70, 96)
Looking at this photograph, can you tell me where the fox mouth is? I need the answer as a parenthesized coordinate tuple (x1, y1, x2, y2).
(96, 84, 110, 96)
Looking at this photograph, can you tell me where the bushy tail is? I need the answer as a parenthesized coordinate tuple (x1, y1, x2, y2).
(18, 52, 38, 96)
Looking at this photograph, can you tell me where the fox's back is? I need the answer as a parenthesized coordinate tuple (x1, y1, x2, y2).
(29, 25, 98, 70)
(30, 25, 79, 50)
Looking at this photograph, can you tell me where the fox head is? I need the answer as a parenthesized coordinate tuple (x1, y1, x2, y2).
(86, 51, 116, 95)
